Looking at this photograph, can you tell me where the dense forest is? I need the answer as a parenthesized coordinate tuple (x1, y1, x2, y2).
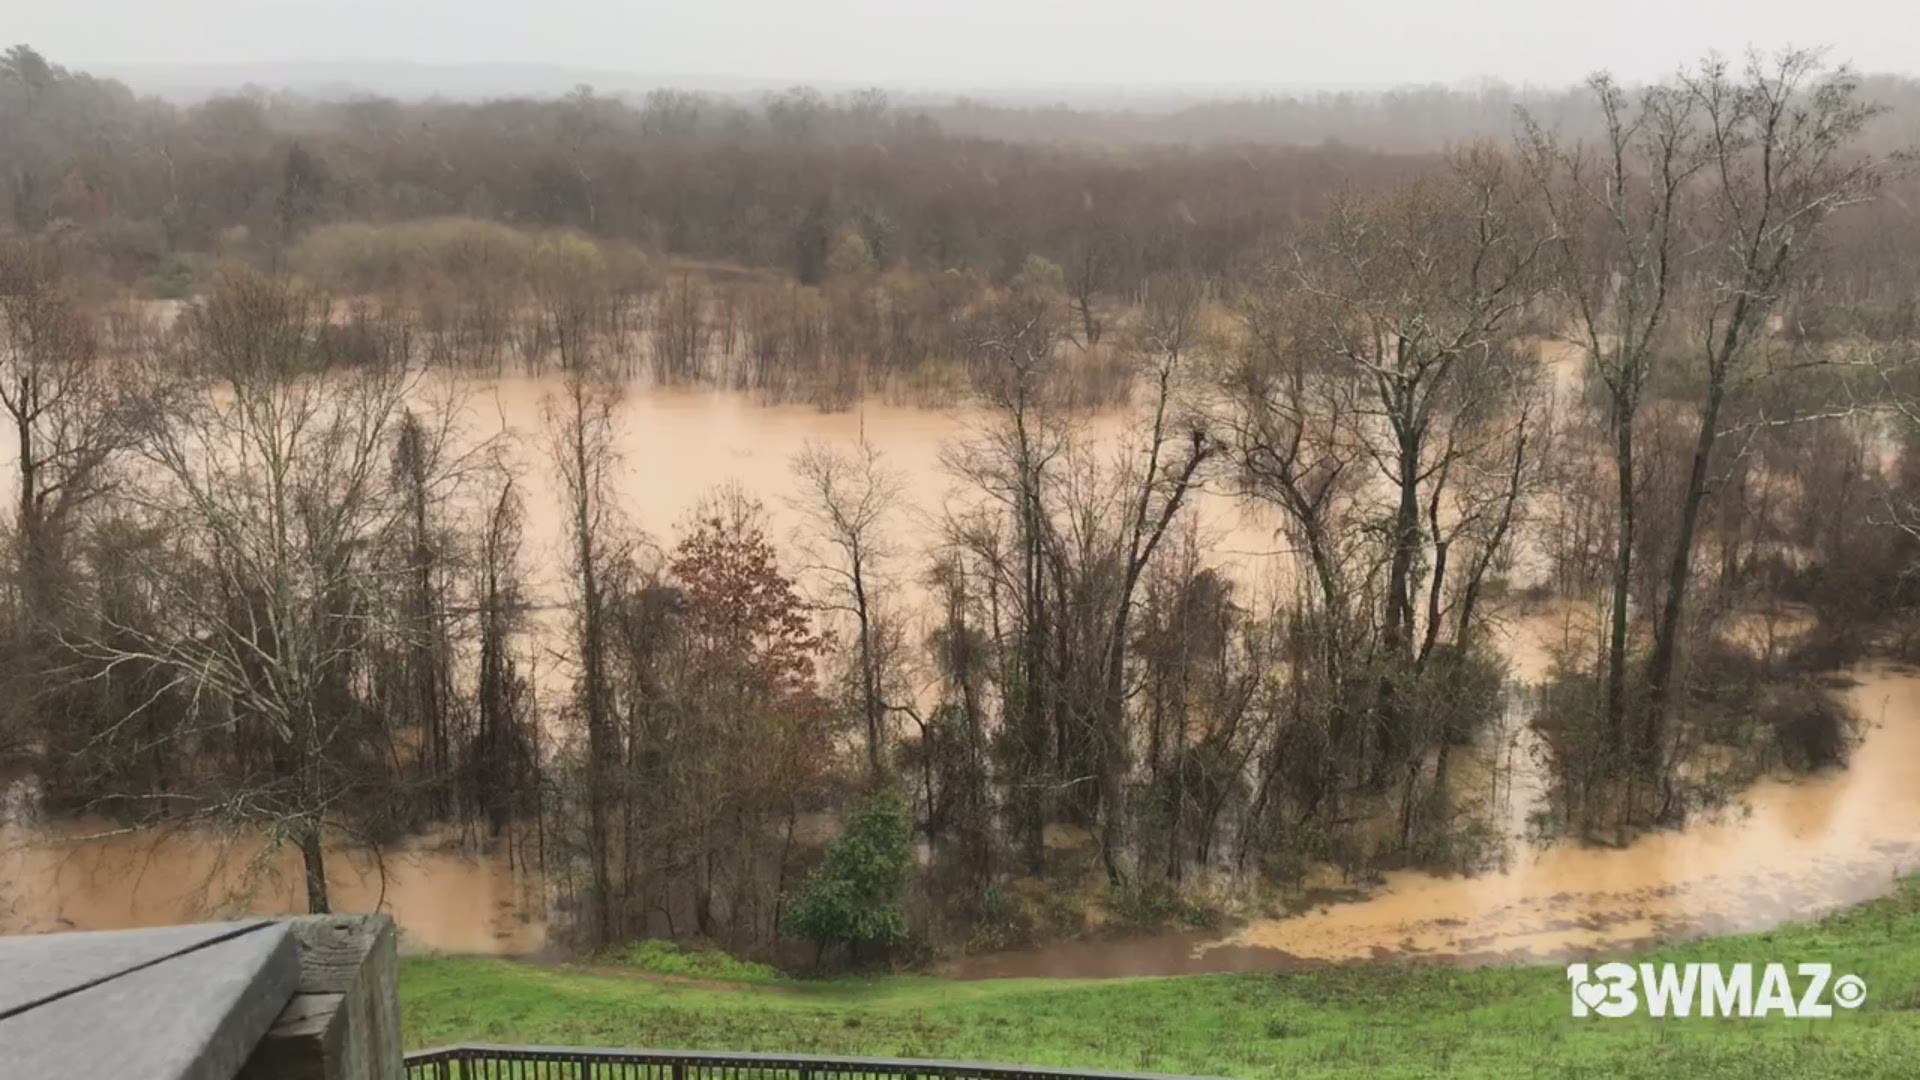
(2, 44, 1919, 965)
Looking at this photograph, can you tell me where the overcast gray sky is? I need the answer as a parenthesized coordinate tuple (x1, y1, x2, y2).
(17, 0, 1918, 90)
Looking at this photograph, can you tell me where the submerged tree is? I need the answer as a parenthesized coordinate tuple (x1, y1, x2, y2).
(1640, 53, 1883, 756)
(1525, 50, 1887, 775)
(0, 239, 147, 792)
(469, 465, 539, 838)
(790, 436, 905, 781)
(76, 270, 421, 912)
(0, 240, 139, 617)
(546, 365, 632, 943)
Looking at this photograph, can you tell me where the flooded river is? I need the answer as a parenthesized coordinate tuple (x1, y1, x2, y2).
(0, 823, 547, 954)
(450, 376, 1284, 611)
(5, 381, 1918, 974)
(943, 659, 1920, 977)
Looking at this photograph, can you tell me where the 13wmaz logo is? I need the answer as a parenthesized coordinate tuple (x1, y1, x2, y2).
(1567, 962, 1867, 1018)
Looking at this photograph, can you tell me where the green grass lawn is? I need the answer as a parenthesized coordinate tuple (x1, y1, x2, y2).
(400, 879, 1920, 1079)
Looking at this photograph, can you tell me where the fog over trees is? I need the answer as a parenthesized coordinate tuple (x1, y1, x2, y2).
(1, 44, 1917, 964)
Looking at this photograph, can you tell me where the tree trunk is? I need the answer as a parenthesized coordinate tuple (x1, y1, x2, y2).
(1643, 367, 1727, 765)
(299, 823, 331, 915)
(1384, 426, 1422, 660)
(1606, 398, 1635, 754)
(1019, 469, 1049, 877)
(571, 401, 617, 944)
(853, 556, 882, 780)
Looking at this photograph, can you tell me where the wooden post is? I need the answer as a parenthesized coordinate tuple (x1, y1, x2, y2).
(240, 915, 404, 1080)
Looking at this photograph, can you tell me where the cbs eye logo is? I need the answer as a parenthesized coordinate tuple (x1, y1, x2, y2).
(1831, 974, 1868, 1009)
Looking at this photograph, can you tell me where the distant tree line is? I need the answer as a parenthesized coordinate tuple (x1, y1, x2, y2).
(0, 45, 1444, 295)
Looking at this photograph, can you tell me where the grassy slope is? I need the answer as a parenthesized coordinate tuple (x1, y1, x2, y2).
(401, 879, 1920, 1079)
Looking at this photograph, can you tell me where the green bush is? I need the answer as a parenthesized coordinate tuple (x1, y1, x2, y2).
(608, 940, 784, 985)
(783, 790, 913, 964)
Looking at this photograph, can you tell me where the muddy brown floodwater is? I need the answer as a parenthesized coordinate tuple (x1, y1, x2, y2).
(449, 376, 1286, 613)
(0, 823, 548, 953)
(5, 382, 1920, 975)
(944, 661, 1920, 978)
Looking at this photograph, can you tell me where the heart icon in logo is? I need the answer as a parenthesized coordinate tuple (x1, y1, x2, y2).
(1575, 981, 1609, 1011)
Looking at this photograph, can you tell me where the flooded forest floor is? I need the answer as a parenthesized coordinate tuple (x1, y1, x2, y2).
(933, 652, 1920, 979)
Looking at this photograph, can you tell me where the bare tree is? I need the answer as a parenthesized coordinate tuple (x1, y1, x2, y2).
(1221, 268, 1368, 821)
(1289, 145, 1544, 669)
(0, 240, 142, 618)
(1641, 52, 1883, 752)
(75, 270, 419, 913)
(385, 404, 463, 815)
(945, 266, 1067, 875)
(470, 464, 537, 838)
(0, 241, 148, 786)
(545, 365, 631, 943)
(1525, 51, 1886, 769)
(1521, 70, 1707, 753)
(789, 435, 904, 780)
(652, 271, 710, 383)
(1087, 271, 1216, 883)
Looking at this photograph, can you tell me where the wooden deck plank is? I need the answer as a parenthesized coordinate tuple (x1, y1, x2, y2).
(0, 921, 299, 1080)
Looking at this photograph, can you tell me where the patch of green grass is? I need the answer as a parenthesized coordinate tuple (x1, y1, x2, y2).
(401, 878, 1920, 1078)
(601, 939, 786, 986)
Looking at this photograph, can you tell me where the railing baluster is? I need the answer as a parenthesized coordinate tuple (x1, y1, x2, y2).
(403, 1046, 1212, 1080)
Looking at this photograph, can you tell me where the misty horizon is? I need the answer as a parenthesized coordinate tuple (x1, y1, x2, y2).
(17, 0, 1919, 105)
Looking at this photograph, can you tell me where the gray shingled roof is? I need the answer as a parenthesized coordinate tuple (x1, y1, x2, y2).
(0, 920, 299, 1080)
